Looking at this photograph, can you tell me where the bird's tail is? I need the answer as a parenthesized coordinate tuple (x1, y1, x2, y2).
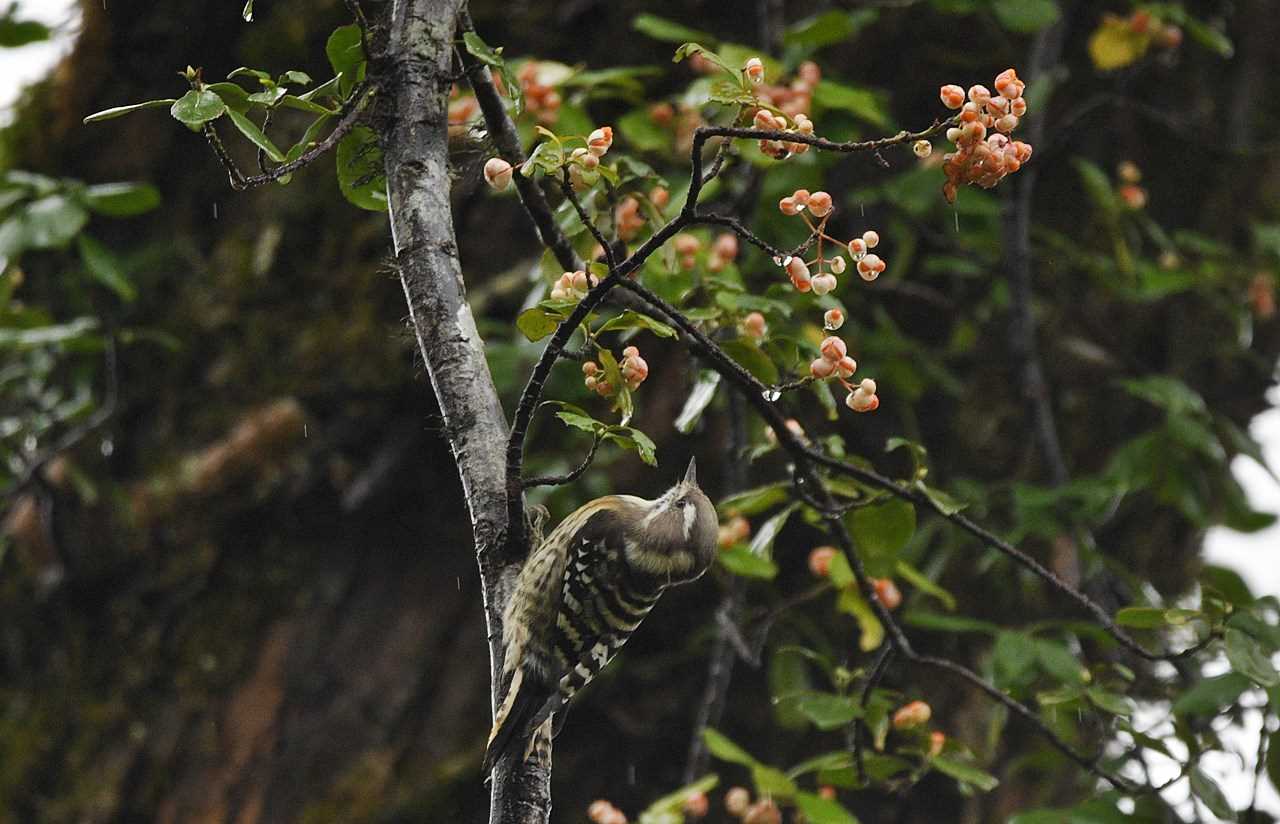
(483, 668, 560, 776)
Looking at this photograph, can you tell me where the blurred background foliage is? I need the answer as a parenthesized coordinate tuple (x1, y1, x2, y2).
(1, 0, 1279, 822)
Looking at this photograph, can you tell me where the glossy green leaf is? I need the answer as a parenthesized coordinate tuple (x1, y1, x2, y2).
(226, 109, 286, 162)
(170, 89, 226, 127)
(701, 728, 758, 766)
(335, 125, 387, 211)
(515, 307, 561, 342)
(77, 234, 135, 301)
(786, 692, 861, 730)
(80, 182, 160, 217)
(1172, 672, 1250, 716)
(991, 0, 1059, 32)
(632, 13, 715, 44)
(1225, 627, 1279, 687)
(82, 98, 178, 124)
(795, 791, 861, 824)
(1189, 766, 1235, 821)
(717, 545, 778, 579)
(930, 755, 999, 791)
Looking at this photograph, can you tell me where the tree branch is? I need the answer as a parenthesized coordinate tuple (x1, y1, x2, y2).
(376, 4, 547, 822)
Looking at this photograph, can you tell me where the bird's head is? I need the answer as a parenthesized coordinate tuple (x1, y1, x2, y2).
(627, 457, 718, 583)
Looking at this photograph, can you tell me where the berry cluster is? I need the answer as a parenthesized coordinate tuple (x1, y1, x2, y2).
(482, 125, 614, 193)
(673, 233, 701, 271)
(515, 60, 562, 124)
(725, 787, 781, 824)
(1117, 8, 1183, 48)
(938, 69, 1034, 203)
(775, 189, 887, 293)
(615, 196, 646, 241)
(718, 514, 751, 548)
(741, 310, 767, 339)
(809, 335, 878, 413)
(892, 699, 932, 730)
(549, 269, 598, 301)
(708, 232, 739, 272)
(1116, 160, 1147, 210)
(807, 547, 901, 608)
(753, 107, 815, 160)
(756, 59, 821, 119)
(581, 346, 648, 397)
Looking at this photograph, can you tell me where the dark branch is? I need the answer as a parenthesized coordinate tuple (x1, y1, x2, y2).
(202, 82, 372, 191)
(522, 433, 601, 488)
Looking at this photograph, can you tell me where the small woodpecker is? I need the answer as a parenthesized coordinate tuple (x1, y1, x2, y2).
(483, 457, 718, 775)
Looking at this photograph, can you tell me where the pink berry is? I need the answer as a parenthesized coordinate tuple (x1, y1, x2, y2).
(836, 356, 857, 378)
(892, 700, 932, 730)
(744, 57, 765, 84)
(778, 196, 800, 216)
(862, 230, 879, 249)
(743, 311, 767, 338)
(483, 157, 514, 191)
(587, 126, 613, 157)
(810, 357, 836, 379)
(753, 108, 776, 130)
(857, 253, 884, 282)
(995, 114, 1019, 134)
(939, 84, 965, 110)
(819, 335, 847, 361)
(725, 787, 752, 816)
(967, 84, 991, 106)
(811, 273, 837, 295)
(823, 308, 845, 330)
(830, 255, 847, 274)
(786, 256, 811, 283)
(913, 140, 932, 158)
(792, 188, 811, 205)
(847, 237, 867, 258)
(807, 191, 833, 217)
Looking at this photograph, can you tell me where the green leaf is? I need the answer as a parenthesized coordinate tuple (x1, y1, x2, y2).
(837, 588, 884, 652)
(751, 765, 797, 799)
(795, 791, 861, 824)
(641, 775, 719, 817)
(748, 503, 799, 558)
(812, 80, 889, 128)
(1086, 687, 1133, 716)
(204, 82, 251, 113)
(1181, 15, 1233, 58)
(225, 109, 286, 162)
(991, 0, 1059, 33)
(170, 89, 226, 127)
(515, 306, 561, 342)
(904, 610, 1000, 634)
(1225, 627, 1279, 687)
(604, 426, 658, 466)
(718, 540, 778, 569)
(930, 755, 999, 792)
(1189, 766, 1236, 821)
(717, 481, 790, 518)
(915, 481, 967, 515)
(1115, 607, 1170, 629)
(895, 560, 955, 610)
(82, 98, 178, 124)
(786, 692, 861, 730)
(80, 182, 160, 217)
(632, 13, 715, 44)
(787, 752, 853, 779)
(1172, 672, 1251, 716)
(596, 310, 678, 338)
(702, 728, 758, 766)
(335, 125, 387, 211)
(326, 24, 365, 95)
(722, 339, 779, 384)
(1267, 730, 1280, 799)
(784, 10, 878, 49)
(279, 95, 337, 116)
(993, 631, 1039, 691)
(849, 498, 915, 574)
(1035, 639, 1085, 685)
(0, 195, 88, 256)
(0, 317, 98, 349)
(278, 70, 312, 86)
(77, 234, 135, 301)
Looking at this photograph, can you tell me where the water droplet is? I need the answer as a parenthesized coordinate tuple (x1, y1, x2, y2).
(100, 438, 114, 457)
(762, 388, 781, 402)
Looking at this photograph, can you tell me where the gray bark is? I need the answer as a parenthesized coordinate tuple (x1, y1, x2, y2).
(378, 2, 550, 821)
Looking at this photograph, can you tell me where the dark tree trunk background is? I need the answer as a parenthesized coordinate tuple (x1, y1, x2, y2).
(2, 0, 1279, 823)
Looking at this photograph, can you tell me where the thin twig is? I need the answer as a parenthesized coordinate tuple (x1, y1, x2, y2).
(523, 434, 601, 488)
(852, 645, 894, 784)
(203, 82, 372, 190)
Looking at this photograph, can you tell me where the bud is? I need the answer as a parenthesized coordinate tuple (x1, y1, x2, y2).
(587, 125, 614, 157)
(483, 157, 514, 191)
(808, 546, 837, 577)
(807, 191, 833, 217)
(725, 787, 752, 817)
(674, 233, 701, 255)
(650, 186, 670, 208)
(743, 311, 767, 339)
(929, 730, 946, 757)
(683, 792, 709, 819)
(810, 357, 836, 379)
(819, 336, 847, 361)
(940, 84, 965, 110)
(818, 786, 837, 801)
(892, 700, 931, 730)
(743, 799, 782, 824)
(872, 577, 902, 609)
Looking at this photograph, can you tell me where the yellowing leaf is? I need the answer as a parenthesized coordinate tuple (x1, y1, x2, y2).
(1088, 17, 1151, 71)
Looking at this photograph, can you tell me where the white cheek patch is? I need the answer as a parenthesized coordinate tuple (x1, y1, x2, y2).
(683, 503, 696, 538)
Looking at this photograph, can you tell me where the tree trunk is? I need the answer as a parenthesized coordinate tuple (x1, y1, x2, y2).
(377, 2, 550, 821)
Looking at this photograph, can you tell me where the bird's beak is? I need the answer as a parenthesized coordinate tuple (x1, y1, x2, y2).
(683, 456, 697, 485)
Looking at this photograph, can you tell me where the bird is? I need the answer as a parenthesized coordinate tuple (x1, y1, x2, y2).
(483, 457, 719, 776)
